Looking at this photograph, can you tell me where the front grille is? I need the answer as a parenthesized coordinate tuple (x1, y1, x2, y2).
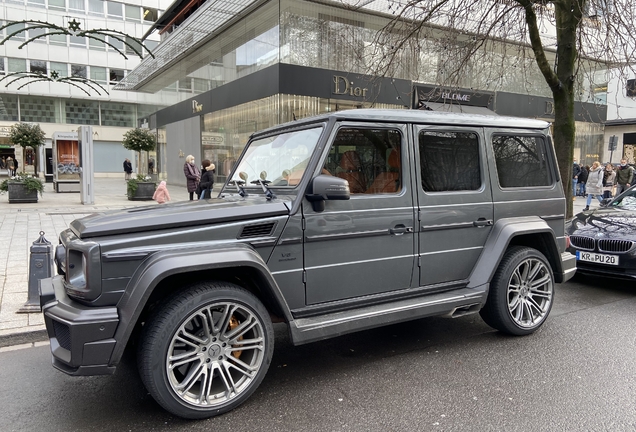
(238, 222, 276, 239)
(598, 239, 634, 253)
(53, 320, 71, 351)
(570, 235, 595, 250)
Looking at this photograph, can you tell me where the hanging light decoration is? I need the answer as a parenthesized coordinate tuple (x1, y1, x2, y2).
(0, 17, 155, 60)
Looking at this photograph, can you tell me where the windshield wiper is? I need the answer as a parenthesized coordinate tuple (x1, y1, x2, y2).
(250, 178, 276, 200)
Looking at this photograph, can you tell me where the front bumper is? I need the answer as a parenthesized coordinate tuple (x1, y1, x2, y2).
(40, 275, 119, 376)
(561, 251, 577, 283)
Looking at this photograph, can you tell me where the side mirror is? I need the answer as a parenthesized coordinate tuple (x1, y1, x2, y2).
(305, 175, 350, 212)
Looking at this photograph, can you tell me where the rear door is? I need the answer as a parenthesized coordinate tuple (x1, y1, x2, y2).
(413, 125, 494, 288)
(303, 123, 417, 305)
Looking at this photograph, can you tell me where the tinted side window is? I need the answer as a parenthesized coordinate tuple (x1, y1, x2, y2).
(419, 131, 481, 192)
(323, 128, 402, 194)
(493, 135, 551, 188)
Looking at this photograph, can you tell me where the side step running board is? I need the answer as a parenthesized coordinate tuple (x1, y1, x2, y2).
(288, 286, 488, 345)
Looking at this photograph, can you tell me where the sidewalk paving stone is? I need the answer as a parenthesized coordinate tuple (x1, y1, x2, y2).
(0, 176, 191, 345)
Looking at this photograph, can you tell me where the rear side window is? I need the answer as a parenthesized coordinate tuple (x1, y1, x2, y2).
(419, 130, 481, 192)
(493, 135, 552, 188)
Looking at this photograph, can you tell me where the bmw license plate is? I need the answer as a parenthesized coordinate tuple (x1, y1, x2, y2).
(576, 251, 619, 265)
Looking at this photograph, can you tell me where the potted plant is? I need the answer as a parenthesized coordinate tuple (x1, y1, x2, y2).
(10, 123, 46, 175)
(127, 174, 156, 200)
(122, 128, 157, 176)
(0, 172, 45, 203)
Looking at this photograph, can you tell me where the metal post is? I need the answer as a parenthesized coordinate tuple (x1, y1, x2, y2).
(18, 231, 53, 313)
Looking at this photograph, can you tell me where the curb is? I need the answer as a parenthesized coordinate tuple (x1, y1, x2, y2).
(0, 329, 48, 348)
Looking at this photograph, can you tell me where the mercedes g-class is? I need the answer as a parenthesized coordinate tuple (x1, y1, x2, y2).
(39, 109, 576, 419)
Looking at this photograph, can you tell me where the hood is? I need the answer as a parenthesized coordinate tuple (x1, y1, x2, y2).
(568, 207, 636, 240)
(70, 196, 291, 238)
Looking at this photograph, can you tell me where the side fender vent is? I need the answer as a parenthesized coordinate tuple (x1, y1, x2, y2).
(238, 222, 276, 239)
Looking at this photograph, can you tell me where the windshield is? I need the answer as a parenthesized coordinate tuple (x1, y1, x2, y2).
(610, 187, 636, 211)
(230, 127, 323, 188)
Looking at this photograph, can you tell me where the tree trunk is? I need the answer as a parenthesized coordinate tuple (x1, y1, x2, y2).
(521, 0, 581, 218)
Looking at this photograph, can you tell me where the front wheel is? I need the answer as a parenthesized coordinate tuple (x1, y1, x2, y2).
(138, 282, 274, 419)
(480, 246, 554, 336)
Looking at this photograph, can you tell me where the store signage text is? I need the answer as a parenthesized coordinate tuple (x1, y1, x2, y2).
(333, 76, 368, 98)
(440, 92, 471, 102)
(192, 100, 203, 113)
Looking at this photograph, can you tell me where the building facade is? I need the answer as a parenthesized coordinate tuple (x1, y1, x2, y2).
(120, 0, 608, 186)
(603, 71, 636, 164)
(0, 0, 178, 177)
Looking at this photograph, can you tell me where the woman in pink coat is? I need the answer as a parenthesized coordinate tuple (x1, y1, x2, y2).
(153, 181, 171, 204)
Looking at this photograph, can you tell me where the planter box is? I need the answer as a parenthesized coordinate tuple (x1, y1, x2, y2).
(128, 182, 156, 201)
(8, 182, 39, 203)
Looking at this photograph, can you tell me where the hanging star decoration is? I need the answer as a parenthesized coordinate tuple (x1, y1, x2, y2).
(0, 70, 109, 96)
(0, 18, 154, 60)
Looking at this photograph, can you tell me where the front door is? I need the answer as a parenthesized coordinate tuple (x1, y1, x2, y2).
(303, 123, 416, 305)
(413, 126, 494, 288)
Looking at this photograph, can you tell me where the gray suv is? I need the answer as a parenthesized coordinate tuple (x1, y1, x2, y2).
(39, 109, 575, 419)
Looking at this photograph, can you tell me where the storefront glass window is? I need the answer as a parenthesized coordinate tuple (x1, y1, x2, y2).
(574, 121, 604, 167)
(101, 101, 135, 127)
(8, 58, 26, 73)
(161, 0, 279, 92)
(20, 94, 57, 123)
(50, 62, 67, 77)
(88, 0, 104, 15)
(200, 94, 403, 184)
(0, 94, 19, 122)
(65, 100, 99, 125)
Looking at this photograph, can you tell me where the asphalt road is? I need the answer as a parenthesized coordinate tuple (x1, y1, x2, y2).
(1, 275, 635, 432)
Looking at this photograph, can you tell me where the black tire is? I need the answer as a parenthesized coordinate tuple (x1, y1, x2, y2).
(480, 246, 554, 336)
(138, 282, 274, 419)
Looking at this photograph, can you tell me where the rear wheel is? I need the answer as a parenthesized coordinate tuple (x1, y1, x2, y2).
(138, 282, 274, 419)
(480, 246, 554, 336)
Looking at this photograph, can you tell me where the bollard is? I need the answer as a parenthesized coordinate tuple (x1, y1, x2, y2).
(18, 231, 54, 313)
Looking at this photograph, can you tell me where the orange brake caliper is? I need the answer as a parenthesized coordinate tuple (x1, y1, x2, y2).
(228, 316, 243, 358)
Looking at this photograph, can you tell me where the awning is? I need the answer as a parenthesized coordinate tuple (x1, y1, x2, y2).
(419, 102, 497, 116)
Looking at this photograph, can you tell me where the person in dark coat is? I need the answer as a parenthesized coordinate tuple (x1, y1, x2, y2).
(198, 160, 215, 200)
(577, 164, 588, 196)
(572, 158, 581, 199)
(183, 154, 200, 200)
(123, 158, 133, 181)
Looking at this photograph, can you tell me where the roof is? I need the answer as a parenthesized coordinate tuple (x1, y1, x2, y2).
(418, 101, 497, 116)
(605, 118, 636, 126)
(252, 109, 550, 138)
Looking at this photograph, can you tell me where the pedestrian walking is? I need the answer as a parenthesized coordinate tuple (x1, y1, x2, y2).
(615, 159, 634, 196)
(0, 156, 5, 170)
(584, 161, 604, 211)
(572, 158, 581, 199)
(152, 181, 171, 204)
(603, 163, 616, 199)
(6, 156, 15, 176)
(198, 159, 215, 200)
(577, 164, 588, 196)
(183, 155, 200, 201)
(123, 158, 133, 181)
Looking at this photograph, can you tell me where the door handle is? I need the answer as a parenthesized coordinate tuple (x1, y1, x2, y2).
(473, 218, 493, 227)
(390, 225, 413, 235)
